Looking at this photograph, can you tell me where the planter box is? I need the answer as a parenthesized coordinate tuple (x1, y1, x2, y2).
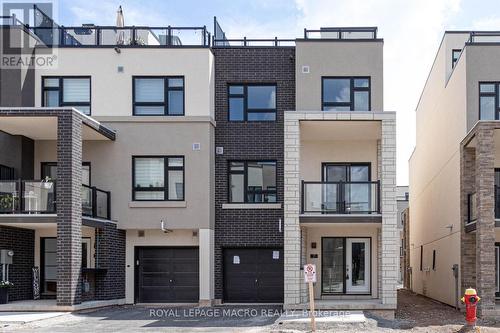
(0, 288, 8, 304)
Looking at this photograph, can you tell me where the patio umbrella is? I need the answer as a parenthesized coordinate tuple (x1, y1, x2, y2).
(116, 5, 125, 45)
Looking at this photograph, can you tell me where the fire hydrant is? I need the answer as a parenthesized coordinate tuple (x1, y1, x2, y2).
(461, 288, 481, 327)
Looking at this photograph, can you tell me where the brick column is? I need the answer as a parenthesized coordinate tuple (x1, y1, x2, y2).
(474, 126, 496, 317)
(56, 112, 83, 306)
(460, 146, 476, 293)
(94, 223, 126, 300)
(284, 113, 301, 307)
(380, 118, 398, 305)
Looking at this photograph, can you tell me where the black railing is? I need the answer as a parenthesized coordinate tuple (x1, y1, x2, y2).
(82, 184, 111, 220)
(0, 180, 110, 219)
(468, 31, 500, 44)
(466, 188, 500, 225)
(301, 181, 380, 214)
(2, 19, 210, 47)
(304, 27, 378, 40)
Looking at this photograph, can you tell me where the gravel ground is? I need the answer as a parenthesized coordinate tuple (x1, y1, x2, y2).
(2, 290, 500, 332)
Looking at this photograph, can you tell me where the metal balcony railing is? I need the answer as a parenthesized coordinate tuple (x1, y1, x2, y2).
(301, 181, 380, 214)
(304, 27, 378, 40)
(468, 31, 500, 44)
(0, 180, 110, 219)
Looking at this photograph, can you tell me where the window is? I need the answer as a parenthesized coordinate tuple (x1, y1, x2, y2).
(42, 77, 91, 115)
(41, 162, 91, 186)
(452, 49, 461, 68)
(420, 246, 423, 271)
(479, 82, 500, 120)
(228, 84, 276, 121)
(322, 77, 370, 111)
(432, 250, 436, 270)
(0, 164, 14, 180)
(132, 156, 184, 201)
(133, 77, 184, 116)
(229, 161, 277, 203)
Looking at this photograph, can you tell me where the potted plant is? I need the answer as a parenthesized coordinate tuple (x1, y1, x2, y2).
(0, 281, 13, 304)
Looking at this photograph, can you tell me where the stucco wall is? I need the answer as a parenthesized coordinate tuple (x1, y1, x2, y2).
(295, 40, 383, 111)
(409, 33, 468, 306)
(33, 121, 214, 230)
(34, 48, 214, 118)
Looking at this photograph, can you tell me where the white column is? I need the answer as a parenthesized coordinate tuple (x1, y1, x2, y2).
(380, 118, 398, 305)
(199, 228, 214, 306)
(284, 113, 302, 307)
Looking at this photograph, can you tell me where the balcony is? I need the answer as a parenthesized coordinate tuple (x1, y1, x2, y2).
(468, 31, 500, 44)
(301, 181, 380, 215)
(2, 16, 210, 47)
(0, 180, 110, 220)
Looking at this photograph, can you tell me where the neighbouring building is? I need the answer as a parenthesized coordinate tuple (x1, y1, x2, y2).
(396, 186, 409, 284)
(410, 30, 500, 319)
(0, 10, 398, 315)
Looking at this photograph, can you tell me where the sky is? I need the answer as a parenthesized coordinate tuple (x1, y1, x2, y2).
(54, 0, 500, 185)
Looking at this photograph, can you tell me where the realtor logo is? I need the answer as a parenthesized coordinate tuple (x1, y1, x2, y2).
(0, 0, 59, 68)
(304, 264, 316, 283)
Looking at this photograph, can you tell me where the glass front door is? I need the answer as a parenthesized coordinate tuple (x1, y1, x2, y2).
(346, 238, 370, 293)
(322, 237, 371, 294)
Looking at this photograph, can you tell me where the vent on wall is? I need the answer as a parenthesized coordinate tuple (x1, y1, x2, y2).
(302, 65, 310, 74)
(193, 143, 201, 151)
(216, 147, 224, 155)
(138, 230, 145, 237)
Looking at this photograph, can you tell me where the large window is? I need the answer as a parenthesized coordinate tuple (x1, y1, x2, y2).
(229, 161, 277, 203)
(42, 77, 91, 115)
(479, 82, 500, 120)
(228, 84, 276, 121)
(132, 156, 184, 201)
(322, 77, 370, 111)
(133, 77, 184, 116)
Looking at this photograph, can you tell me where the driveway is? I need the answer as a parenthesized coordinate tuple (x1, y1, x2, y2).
(1, 291, 500, 332)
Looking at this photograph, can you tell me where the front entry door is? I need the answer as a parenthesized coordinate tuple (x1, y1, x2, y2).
(322, 237, 371, 295)
(346, 238, 370, 293)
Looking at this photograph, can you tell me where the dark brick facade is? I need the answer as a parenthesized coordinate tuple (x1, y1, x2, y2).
(0, 226, 34, 301)
(94, 223, 126, 300)
(213, 47, 295, 300)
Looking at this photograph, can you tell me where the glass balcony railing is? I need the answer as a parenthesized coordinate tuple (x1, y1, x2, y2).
(301, 181, 380, 214)
(0, 180, 110, 219)
(304, 27, 378, 40)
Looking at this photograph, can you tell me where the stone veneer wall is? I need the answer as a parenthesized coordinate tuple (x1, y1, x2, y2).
(283, 111, 398, 307)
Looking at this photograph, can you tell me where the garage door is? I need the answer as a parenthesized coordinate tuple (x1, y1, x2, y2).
(224, 248, 283, 303)
(135, 247, 199, 303)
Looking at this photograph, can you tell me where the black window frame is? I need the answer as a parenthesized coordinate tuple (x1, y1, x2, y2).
(479, 82, 500, 120)
(420, 246, 423, 271)
(432, 249, 436, 270)
(228, 160, 277, 203)
(42, 76, 92, 115)
(0, 164, 15, 180)
(227, 84, 277, 122)
(132, 155, 185, 202)
(41, 161, 91, 185)
(452, 49, 461, 69)
(321, 76, 371, 111)
(132, 76, 185, 116)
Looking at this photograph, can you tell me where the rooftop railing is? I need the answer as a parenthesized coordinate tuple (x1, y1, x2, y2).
(304, 27, 378, 40)
(212, 37, 295, 47)
(468, 31, 500, 44)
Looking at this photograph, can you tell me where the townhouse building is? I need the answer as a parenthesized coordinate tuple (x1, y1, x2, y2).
(410, 31, 500, 319)
(0, 12, 397, 316)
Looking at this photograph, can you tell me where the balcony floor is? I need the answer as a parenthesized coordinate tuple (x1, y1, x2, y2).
(300, 214, 382, 224)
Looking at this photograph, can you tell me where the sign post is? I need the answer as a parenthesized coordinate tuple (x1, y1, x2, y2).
(304, 264, 317, 332)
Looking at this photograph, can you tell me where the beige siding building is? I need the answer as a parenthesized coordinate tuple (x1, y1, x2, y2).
(410, 31, 500, 319)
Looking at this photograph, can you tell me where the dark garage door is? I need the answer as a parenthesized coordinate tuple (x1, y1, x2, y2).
(135, 247, 199, 303)
(224, 248, 283, 303)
